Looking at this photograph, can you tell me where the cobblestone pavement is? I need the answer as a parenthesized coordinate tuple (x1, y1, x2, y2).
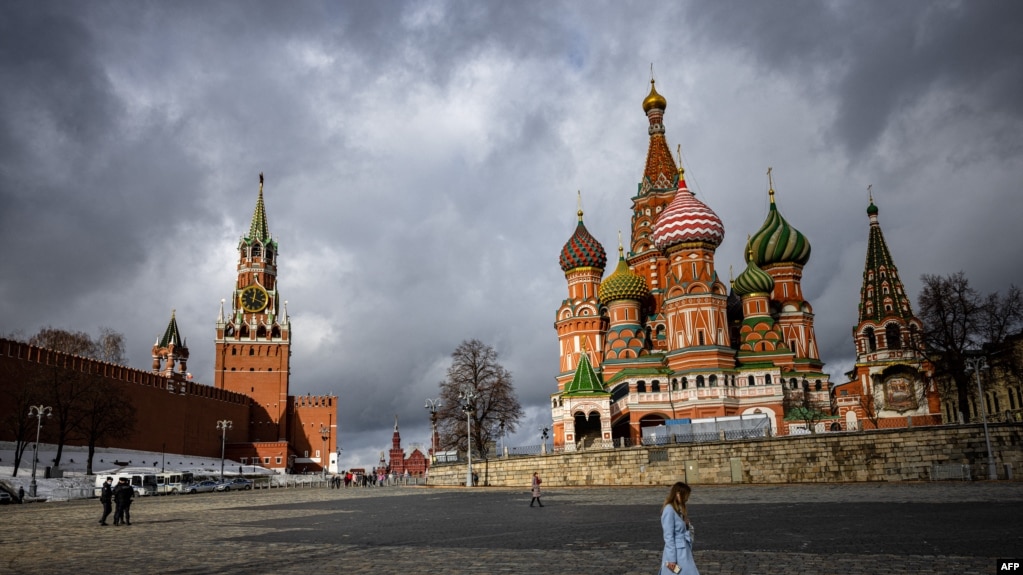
(1, 482, 1020, 575)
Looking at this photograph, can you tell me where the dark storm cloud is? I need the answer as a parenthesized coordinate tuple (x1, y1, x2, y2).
(692, 1, 1023, 157)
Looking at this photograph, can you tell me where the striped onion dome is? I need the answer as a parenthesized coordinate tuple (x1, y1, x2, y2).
(652, 171, 725, 251)
(749, 187, 811, 266)
(732, 256, 774, 297)
(599, 247, 650, 303)
(560, 209, 607, 272)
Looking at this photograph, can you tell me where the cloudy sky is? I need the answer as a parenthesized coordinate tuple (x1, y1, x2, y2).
(2, 1, 1021, 471)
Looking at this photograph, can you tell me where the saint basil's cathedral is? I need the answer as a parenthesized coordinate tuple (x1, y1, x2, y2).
(551, 79, 940, 450)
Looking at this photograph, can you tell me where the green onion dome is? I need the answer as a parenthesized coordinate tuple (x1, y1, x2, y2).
(559, 210, 607, 272)
(599, 249, 650, 304)
(867, 201, 879, 216)
(749, 188, 811, 266)
(732, 257, 775, 297)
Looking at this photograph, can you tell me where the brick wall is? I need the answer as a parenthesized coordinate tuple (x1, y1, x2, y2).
(427, 424, 1023, 486)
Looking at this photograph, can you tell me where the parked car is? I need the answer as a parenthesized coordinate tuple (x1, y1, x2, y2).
(215, 477, 253, 491)
(0, 491, 13, 504)
(182, 480, 219, 494)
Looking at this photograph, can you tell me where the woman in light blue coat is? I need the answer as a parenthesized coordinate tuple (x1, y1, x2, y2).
(659, 481, 699, 575)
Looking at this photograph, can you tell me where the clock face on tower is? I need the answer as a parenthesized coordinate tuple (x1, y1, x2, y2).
(240, 285, 269, 312)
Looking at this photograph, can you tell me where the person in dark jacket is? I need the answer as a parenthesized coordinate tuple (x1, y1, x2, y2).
(112, 478, 135, 525)
(98, 477, 113, 525)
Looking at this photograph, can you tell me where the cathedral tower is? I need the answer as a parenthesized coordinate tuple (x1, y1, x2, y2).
(214, 173, 292, 442)
(836, 191, 939, 428)
(555, 195, 608, 389)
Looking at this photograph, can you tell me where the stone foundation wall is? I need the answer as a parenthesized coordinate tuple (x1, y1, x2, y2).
(427, 424, 1023, 487)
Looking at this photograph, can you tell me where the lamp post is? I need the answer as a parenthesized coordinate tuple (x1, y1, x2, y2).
(540, 426, 549, 455)
(459, 386, 477, 487)
(965, 356, 997, 480)
(499, 420, 505, 458)
(320, 425, 330, 478)
(425, 398, 441, 463)
(27, 405, 51, 498)
(216, 420, 232, 481)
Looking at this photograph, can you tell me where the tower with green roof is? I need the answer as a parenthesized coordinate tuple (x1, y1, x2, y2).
(152, 309, 189, 380)
(834, 192, 938, 429)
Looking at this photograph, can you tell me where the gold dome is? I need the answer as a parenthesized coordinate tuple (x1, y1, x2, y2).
(642, 79, 667, 112)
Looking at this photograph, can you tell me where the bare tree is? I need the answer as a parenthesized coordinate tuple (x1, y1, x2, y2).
(73, 374, 137, 475)
(1, 362, 48, 476)
(435, 340, 524, 459)
(917, 273, 1023, 422)
(95, 327, 126, 365)
(28, 327, 97, 357)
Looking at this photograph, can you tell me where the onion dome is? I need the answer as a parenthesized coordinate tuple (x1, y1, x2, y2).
(867, 201, 879, 216)
(732, 250, 775, 297)
(559, 206, 607, 272)
(642, 78, 667, 112)
(599, 241, 650, 303)
(652, 167, 725, 251)
(749, 173, 811, 266)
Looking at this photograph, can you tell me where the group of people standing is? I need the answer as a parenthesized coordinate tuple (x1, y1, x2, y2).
(98, 477, 134, 526)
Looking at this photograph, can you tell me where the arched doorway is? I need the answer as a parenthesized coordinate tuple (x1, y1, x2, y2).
(574, 411, 602, 448)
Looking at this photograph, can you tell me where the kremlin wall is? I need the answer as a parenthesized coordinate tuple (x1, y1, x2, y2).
(0, 338, 251, 458)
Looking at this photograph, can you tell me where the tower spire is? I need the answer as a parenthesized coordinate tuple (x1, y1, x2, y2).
(249, 172, 270, 242)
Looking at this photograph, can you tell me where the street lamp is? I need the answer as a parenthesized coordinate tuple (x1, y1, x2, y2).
(425, 398, 441, 463)
(965, 356, 997, 480)
(459, 386, 477, 487)
(320, 425, 330, 478)
(216, 420, 232, 481)
(27, 405, 51, 498)
(499, 420, 505, 458)
(539, 426, 549, 455)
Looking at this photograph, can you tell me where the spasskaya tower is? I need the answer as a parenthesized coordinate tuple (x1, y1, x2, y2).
(214, 173, 292, 442)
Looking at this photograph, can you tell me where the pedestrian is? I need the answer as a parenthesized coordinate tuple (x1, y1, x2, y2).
(98, 477, 113, 525)
(659, 481, 698, 575)
(18, 485, 25, 503)
(529, 471, 543, 507)
(472, 471, 479, 487)
(112, 478, 135, 526)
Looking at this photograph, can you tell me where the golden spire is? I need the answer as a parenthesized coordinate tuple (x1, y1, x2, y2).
(618, 230, 624, 258)
(576, 190, 584, 222)
(676, 145, 685, 178)
(767, 167, 775, 204)
(868, 184, 873, 203)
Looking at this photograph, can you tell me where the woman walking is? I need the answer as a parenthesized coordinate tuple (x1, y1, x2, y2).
(529, 471, 543, 507)
(659, 481, 698, 575)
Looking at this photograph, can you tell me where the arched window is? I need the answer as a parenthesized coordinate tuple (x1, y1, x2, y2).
(672, 378, 679, 391)
(681, 377, 688, 389)
(765, 373, 772, 385)
(651, 380, 660, 392)
(249, 347, 255, 356)
(886, 324, 901, 349)
(252, 244, 262, 257)
(748, 375, 755, 386)
(709, 375, 718, 387)
(789, 377, 798, 389)
(815, 380, 822, 391)
(865, 327, 877, 352)
(637, 381, 646, 393)
(696, 375, 705, 388)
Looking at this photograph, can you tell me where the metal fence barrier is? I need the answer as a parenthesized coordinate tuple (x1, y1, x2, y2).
(930, 463, 972, 481)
